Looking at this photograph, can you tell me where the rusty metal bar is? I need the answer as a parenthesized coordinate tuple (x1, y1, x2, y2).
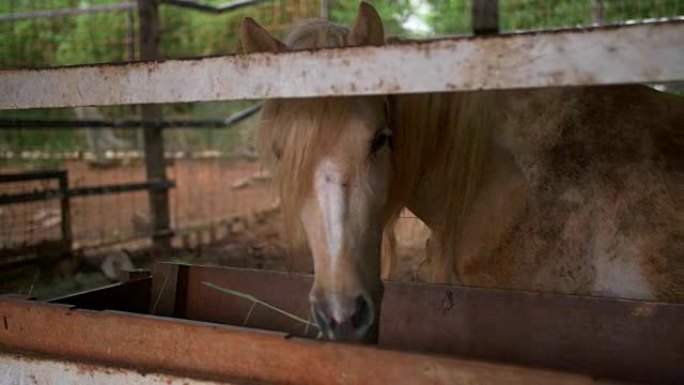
(1, 20, 682, 110)
(0, 298, 594, 385)
(151, 263, 684, 384)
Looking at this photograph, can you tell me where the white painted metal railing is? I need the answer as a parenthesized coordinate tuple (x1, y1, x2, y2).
(0, 19, 682, 110)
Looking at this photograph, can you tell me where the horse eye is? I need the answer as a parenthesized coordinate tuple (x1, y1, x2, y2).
(370, 129, 392, 155)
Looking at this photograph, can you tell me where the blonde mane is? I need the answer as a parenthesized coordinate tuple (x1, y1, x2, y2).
(258, 19, 496, 281)
(257, 20, 357, 246)
(387, 92, 495, 282)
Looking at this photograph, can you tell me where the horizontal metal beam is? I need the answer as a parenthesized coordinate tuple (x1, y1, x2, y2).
(0, 170, 66, 183)
(0, 298, 593, 385)
(0, 104, 261, 129)
(0, 180, 175, 205)
(1, 20, 682, 110)
(0, 2, 136, 22)
(161, 0, 264, 14)
(69, 179, 175, 197)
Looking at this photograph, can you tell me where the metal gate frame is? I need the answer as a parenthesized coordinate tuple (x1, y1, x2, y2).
(2, 263, 682, 384)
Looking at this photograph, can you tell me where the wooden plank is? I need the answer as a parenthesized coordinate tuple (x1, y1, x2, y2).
(0, 298, 596, 385)
(1, 21, 682, 110)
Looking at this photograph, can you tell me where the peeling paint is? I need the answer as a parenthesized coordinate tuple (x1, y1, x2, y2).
(0, 21, 681, 110)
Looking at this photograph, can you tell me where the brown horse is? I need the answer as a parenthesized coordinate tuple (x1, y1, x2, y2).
(241, 2, 684, 342)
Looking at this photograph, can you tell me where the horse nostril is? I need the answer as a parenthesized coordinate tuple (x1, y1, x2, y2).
(351, 295, 373, 329)
(311, 294, 376, 341)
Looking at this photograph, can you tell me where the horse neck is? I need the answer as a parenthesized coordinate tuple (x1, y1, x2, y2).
(389, 91, 496, 216)
(387, 91, 497, 280)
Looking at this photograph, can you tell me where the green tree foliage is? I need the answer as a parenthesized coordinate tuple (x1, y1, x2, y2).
(329, 0, 415, 36)
(425, 0, 684, 35)
(160, 6, 251, 59)
(0, 0, 79, 68)
(55, 0, 134, 65)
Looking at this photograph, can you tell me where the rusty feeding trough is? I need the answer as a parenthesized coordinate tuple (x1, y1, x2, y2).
(1, 262, 682, 384)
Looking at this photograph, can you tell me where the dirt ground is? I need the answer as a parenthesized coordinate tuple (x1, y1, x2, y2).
(1, 158, 429, 299)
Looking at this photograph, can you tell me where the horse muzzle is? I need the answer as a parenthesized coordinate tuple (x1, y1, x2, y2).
(310, 291, 380, 343)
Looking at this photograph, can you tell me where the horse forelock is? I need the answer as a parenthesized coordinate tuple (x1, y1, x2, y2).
(258, 97, 361, 246)
(284, 19, 349, 50)
(256, 20, 378, 247)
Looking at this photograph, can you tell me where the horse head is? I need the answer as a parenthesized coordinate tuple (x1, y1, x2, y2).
(241, 2, 392, 343)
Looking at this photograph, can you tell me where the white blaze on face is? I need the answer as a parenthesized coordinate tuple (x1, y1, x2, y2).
(314, 159, 345, 265)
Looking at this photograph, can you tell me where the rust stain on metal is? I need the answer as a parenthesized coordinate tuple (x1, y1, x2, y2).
(0, 298, 594, 385)
(440, 291, 454, 314)
(1, 21, 682, 110)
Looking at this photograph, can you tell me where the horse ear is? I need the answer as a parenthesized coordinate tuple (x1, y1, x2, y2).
(347, 1, 385, 46)
(241, 17, 287, 54)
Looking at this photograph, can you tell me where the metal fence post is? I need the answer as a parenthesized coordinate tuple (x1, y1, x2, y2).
(138, 0, 172, 250)
(472, 0, 499, 36)
(320, 0, 329, 20)
(592, 0, 605, 25)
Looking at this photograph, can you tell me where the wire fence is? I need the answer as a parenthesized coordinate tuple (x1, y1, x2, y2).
(1, 0, 682, 271)
(425, 0, 684, 35)
(0, 177, 62, 249)
(0, 106, 271, 253)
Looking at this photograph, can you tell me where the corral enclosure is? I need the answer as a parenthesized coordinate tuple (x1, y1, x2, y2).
(1, 0, 683, 295)
(1, 1, 683, 384)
